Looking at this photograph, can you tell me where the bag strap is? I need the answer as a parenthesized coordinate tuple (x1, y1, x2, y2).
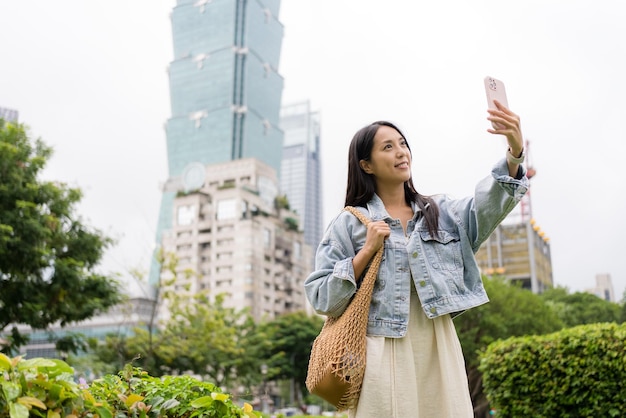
(343, 206, 371, 227)
(343, 206, 384, 292)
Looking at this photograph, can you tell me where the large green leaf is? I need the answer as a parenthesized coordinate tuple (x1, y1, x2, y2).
(1, 381, 21, 402)
(9, 402, 29, 418)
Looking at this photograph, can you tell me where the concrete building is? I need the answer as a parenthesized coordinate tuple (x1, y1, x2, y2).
(7, 293, 156, 359)
(586, 273, 616, 302)
(159, 158, 312, 320)
(279, 101, 324, 252)
(151, 0, 286, 285)
(475, 219, 553, 293)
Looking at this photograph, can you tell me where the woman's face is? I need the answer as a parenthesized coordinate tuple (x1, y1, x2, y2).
(360, 125, 412, 186)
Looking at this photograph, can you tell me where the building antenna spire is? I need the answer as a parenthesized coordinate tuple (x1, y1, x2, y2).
(520, 138, 536, 222)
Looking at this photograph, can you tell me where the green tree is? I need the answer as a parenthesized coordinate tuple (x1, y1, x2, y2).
(0, 120, 121, 354)
(90, 329, 165, 377)
(454, 276, 563, 417)
(92, 291, 258, 390)
(255, 311, 324, 404)
(158, 291, 256, 390)
(541, 286, 622, 326)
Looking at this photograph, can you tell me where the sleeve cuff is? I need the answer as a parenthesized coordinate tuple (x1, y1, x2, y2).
(492, 158, 530, 200)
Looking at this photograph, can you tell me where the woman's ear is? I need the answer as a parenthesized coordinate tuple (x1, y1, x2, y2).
(359, 159, 373, 174)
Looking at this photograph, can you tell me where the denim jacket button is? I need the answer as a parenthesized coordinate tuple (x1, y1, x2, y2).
(430, 307, 437, 314)
(412, 251, 418, 258)
(419, 280, 427, 287)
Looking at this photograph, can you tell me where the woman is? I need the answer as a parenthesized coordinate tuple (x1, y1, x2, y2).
(304, 100, 529, 417)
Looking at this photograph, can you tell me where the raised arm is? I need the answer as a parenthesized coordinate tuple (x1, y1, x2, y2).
(487, 99, 525, 178)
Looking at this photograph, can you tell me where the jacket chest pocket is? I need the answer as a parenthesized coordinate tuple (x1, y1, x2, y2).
(418, 230, 463, 271)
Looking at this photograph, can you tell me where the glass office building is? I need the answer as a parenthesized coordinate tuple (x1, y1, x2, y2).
(280, 101, 323, 252)
(151, 0, 285, 284)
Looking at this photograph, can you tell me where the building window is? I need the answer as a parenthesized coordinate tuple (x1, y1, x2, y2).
(177, 205, 195, 225)
(263, 228, 271, 248)
(241, 200, 249, 219)
(217, 225, 234, 233)
(222, 179, 236, 188)
(217, 238, 234, 246)
(217, 199, 237, 220)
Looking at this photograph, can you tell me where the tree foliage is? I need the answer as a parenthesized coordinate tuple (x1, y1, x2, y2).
(89, 290, 259, 391)
(90, 289, 323, 404)
(455, 276, 564, 417)
(540, 286, 622, 327)
(455, 276, 564, 368)
(255, 311, 324, 402)
(0, 120, 121, 354)
(159, 292, 256, 389)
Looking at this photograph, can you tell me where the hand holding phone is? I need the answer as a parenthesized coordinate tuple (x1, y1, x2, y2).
(484, 76, 509, 129)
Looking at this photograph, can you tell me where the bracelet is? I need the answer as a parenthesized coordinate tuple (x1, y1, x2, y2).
(506, 147, 525, 164)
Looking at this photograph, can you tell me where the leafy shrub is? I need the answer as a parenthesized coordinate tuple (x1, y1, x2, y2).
(0, 354, 84, 418)
(479, 322, 626, 417)
(1, 354, 258, 418)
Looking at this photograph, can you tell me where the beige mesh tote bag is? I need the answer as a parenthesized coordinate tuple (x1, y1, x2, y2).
(305, 206, 384, 411)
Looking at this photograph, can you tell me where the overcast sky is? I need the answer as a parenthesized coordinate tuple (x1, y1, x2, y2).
(1, 0, 625, 300)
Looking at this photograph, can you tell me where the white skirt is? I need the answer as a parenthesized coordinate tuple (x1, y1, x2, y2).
(349, 283, 473, 418)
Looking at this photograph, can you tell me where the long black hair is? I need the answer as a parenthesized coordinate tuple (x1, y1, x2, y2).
(344, 121, 439, 237)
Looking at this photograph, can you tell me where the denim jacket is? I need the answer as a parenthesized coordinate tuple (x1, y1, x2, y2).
(304, 158, 529, 338)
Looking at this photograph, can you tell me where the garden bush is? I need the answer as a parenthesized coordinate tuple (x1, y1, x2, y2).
(0, 353, 258, 418)
(479, 322, 626, 417)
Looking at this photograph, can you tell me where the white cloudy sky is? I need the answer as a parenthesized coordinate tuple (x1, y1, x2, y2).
(1, 0, 625, 300)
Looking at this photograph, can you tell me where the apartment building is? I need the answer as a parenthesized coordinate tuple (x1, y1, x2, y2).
(159, 158, 312, 320)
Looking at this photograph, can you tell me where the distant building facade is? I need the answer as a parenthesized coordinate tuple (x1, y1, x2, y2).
(6, 295, 156, 359)
(0, 106, 19, 123)
(159, 158, 312, 320)
(279, 101, 323, 252)
(475, 219, 553, 293)
(586, 273, 616, 302)
(151, 0, 286, 285)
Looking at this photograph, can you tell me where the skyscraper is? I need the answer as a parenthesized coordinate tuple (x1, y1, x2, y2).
(280, 101, 323, 252)
(151, 0, 285, 284)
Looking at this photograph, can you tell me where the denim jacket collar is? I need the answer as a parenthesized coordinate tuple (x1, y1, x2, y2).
(366, 193, 422, 222)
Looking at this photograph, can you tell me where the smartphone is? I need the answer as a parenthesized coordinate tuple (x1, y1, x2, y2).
(484, 76, 509, 109)
(484, 76, 508, 129)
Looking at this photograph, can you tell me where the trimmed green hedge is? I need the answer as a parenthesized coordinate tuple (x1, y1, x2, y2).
(479, 322, 626, 417)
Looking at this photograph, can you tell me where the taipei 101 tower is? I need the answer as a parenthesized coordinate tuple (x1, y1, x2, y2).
(150, 0, 285, 284)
